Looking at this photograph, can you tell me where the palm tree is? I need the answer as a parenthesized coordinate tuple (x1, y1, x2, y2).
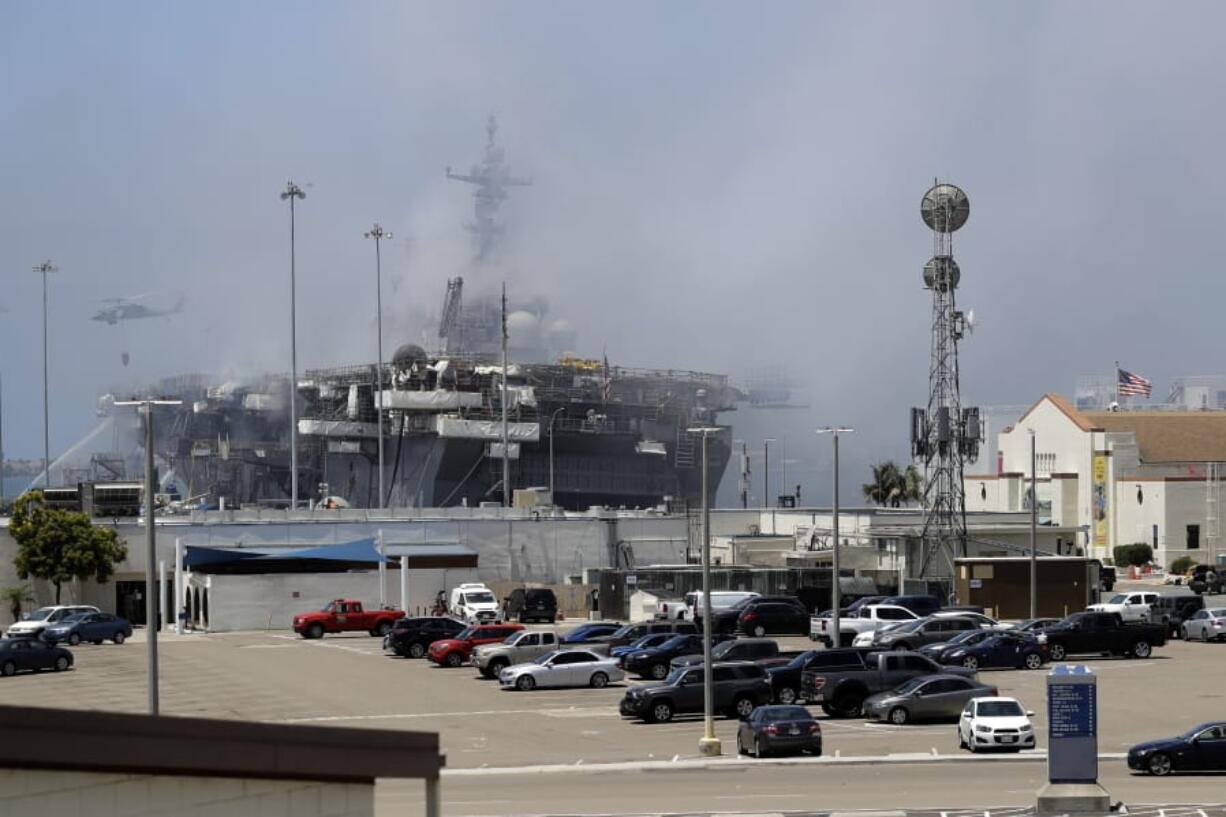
(902, 464, 924, 505)
(863, 462, 904, 507)
(2, 586, 33, 623)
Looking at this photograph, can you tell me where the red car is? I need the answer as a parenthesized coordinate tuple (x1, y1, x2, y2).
(293, 599, 404, 639)
(427, 623, 523, 667)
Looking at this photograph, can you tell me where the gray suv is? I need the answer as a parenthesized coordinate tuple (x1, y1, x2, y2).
(618, 661, 771, 723)
(872, 616, 979, 651)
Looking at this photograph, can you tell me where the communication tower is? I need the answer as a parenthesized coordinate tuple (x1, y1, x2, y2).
(910, 182, 981, 586)
(445, 116, 532, 261)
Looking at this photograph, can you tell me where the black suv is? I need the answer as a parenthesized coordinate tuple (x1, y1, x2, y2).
(385, 616, 466, 658)
(619, 661, 772, 723)
(708, 596, 808, 635)
(504, 588, 558, 623)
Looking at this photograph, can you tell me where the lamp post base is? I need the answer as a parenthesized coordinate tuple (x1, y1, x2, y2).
(698, 736, 722, 757)
(1036, 782, 1112, 816)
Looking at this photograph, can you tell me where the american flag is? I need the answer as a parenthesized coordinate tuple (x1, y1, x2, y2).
(1117, 367, 1152, 398)
(601, 352, 612, 402)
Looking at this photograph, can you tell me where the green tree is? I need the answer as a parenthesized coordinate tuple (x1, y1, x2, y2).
(9, 491, 127, 604)
(862, 462, 925, 508)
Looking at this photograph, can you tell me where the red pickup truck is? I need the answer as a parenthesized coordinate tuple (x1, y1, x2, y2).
(427, 623, 524, 667)
(293, 599, 404, 639)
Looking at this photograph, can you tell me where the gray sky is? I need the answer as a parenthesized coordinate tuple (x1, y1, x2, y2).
(3, 2, 1225, 500)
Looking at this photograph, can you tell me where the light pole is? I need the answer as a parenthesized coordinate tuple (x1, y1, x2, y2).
(817, 427, 854, 648)
(763, 437, 775, 509)
(114, 397, 183, 716)
(548, 407, 565, 505)
(734, 439, 748, 509)
(1030, 429, 1038, 619)
(365, 224, 392, 509)
(280, 182, 306, 509)
(33, 261, 57, 487)
(688, 425, 722, 757)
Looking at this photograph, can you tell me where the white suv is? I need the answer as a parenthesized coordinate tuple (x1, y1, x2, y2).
(7, 605, 102, 639)
(449, 584, 501, 624)
(1087, 591, 1159, 623)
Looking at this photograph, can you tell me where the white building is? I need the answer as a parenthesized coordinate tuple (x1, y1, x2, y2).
(965, 393, 1226, 569)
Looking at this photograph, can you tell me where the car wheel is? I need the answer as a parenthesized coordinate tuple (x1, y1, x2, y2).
(489, 658, 509, 675)
(962, 656, 979, 671)
(889, 706, 909, 725)
(375, 621, 392, 637)
(54, 656, 69, 672)
(1, 661, 15, 677)
(1201, 628, 1210, 643)
(1131, 640, 1152, 659)
(1049, 643, 1066, 661)
(307, 623, 324, 640)
(113, 632, 126, 645)
(68, 633, 81, 646)
(831, 693, 863, 718)
(650, 701, 674, 723)
(1147, 752, 1173, 776)
(649, 662, 668, 680)
(957, 728, 967, 750)
(893, 642, 913, 652)
(732, 695, 756, 720)
(590, 672, 609, 689)
(409, 643, 426, 659)
(516, 674, 537, 691)
(445, 652, 464, 668)
(776, 686, 798, 705)
(752, 624, 767, 638)
(1024, 652, 1044, 670)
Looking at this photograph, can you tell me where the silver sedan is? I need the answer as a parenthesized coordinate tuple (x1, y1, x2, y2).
(1181, 608, 1226, 642)
(864, 674, 999, 725)
(499, 649, 626, 691)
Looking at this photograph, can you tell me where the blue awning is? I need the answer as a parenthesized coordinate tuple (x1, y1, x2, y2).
(255, 537, 385, 564)
(184, 546, 265, 568)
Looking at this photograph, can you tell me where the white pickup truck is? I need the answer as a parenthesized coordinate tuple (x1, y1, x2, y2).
(809, 604, 920, 647)
(1087, 591, 1159, 623)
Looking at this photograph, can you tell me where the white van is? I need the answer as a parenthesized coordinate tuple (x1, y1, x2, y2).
(680, 590, 760, 621)
(449, 583, 501, 623)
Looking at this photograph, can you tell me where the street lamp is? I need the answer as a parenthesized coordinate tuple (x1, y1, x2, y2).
(763, 437, 776, 509)
(364, 224, 392, 509)
(817, 427, 854, 648)
(33, 261, 57, 487)
(1030, 429, 1038, 619)
(687, 425, 722, 757)
(548, 407, 565, 505)
(280, 181, 306, 509)
(114, 397, 183, 716)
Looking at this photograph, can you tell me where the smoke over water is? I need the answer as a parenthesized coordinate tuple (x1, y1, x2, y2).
(4, 3, 1226, 504)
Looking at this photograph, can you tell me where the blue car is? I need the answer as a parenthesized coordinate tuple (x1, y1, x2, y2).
(41, 612, 133, 646)
(1128, 722, 1226, 776)
(559, 622, 622, 644)
(610, 633, 674, 660)
(939, 631, 1048, 671)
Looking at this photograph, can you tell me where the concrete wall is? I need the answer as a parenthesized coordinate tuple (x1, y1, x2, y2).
(0, 768, 371, 817)
(204, 568, 480, 632)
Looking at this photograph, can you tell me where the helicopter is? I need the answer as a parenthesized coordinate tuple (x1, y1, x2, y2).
(91, 294, 184, 325)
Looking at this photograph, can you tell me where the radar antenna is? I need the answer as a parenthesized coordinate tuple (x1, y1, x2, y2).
(445, 116, 532, 261)
(910, 181, 981, 595)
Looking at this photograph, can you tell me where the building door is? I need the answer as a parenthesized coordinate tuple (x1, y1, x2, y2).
(116, 581, 146, 626)
(1188, 524, 1201, 551)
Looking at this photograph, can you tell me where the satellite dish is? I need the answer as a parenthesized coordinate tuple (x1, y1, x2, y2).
(923, 256, 961, 291)
(921, 183, 970, 233)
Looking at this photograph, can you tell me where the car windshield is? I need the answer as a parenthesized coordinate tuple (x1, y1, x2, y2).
(977, 701, 1024, 717)
(664, 666, 698, 684)
(947, 630, 981, 646)
(1210, 609, 1226, 618)
(787, 651, 815, 668)
(890, 619, 927, 634)
(502, 634, 521, 644)
(611, 624, 639, 638)
(465, 592, 496, 604)
(454, 627, 474, 640)
(658, 635, 688, 650)
(1182, 723, 1222, 739)
(59, 613, 90, 625)
(24, 607, 55, 621)
(630, 635, 659, 648)
(533, 650, 561, 665)
(1107, 594, 1128, 604)
(760, 706, 810, 721)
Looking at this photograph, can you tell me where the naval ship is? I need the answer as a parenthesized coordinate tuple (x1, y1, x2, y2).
(82, 119, 735, 511)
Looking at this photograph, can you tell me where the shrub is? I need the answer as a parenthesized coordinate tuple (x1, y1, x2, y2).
(1113, 543, 1153, 568)
(1169, 556, 1196, 575)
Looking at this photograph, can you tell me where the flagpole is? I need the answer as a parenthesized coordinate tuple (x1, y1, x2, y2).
(1114, 360, 1120, 409)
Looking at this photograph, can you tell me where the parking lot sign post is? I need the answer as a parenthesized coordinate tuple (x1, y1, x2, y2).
(1038, 664, 1111, 814)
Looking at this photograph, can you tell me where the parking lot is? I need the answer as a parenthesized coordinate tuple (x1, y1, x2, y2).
(3, 620, 1223, 769)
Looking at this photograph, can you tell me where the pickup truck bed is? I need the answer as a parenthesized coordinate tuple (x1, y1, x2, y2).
(1039, 612, 1167, 660)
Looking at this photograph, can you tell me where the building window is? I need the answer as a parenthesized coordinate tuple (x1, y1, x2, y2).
(1187, 524, 1200, 550)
